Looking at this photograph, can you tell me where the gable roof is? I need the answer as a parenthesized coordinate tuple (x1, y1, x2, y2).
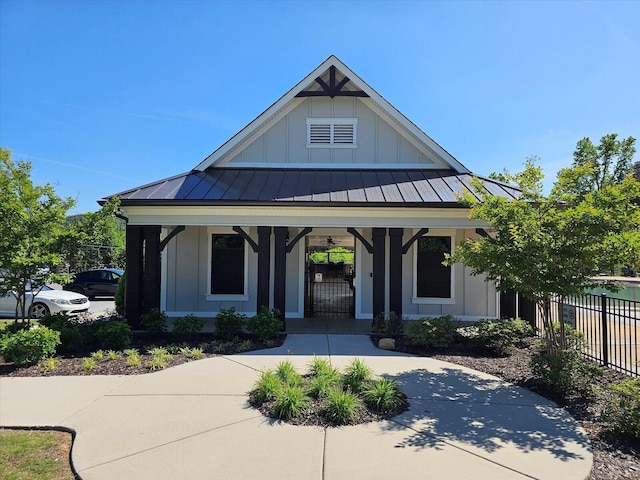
(111, 168, 520, 207)
(194, 56, 470, 173)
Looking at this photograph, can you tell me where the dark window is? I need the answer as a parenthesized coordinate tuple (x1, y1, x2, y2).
(416, 236, 451, 298)
(211, 235, 245, 295)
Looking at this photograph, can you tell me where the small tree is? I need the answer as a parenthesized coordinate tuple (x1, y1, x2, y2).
(448, 138, 640, 354)
(0, 148, 75, 324)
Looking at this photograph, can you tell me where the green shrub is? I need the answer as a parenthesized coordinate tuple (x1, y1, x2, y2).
(187, 347, 204, 359)
(602, 377, 640, 441)
(247, 307, 282, 341)
(141, 308, 168, 333)
(307, 356, 337, 377)
(39, 313, 83, 353)
(80, 357, 97, 372)
(275, 360, 302, 387)
(147, 357, 167, 371)
(173, 314, 204, 336)
(342, 358, 372, 393)
(214, 307, 246, 340)
(371, 311, 404, 336)
(90, 350, 104, 361)
(307, 374, 341, 400)
(39, 357, 58, 372)
(89, 318, 132, 350)
(253, 371, 281, 403)
(115, 272, 125, 316)
(272, 385, 309, 420)
(473, 318, 533, 355)
(363, 378, 405, 414)
(531, 348, 602, 396)
(325, 388, 360, 425)
(407, 315, 457, 349)
(0, 326, 60, 365)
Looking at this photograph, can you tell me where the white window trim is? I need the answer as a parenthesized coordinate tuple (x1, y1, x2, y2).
(206, 228, 250, 302)
(412, 229, 456, 305)
(306, 118, 358, 148)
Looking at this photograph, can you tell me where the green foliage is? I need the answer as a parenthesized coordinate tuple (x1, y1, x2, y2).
(80, 357, 97, 372)
(246, 307, 282, 341)
(141, 308, 168, 333)
(307, 374, 341, 400)
(126, 353, 141, 367)
(187, 347, 204, 359)
(0, 148, 75, 321)
(39, 313, 83, 353)
(371, 311, 404, 336)
(106, 350, 120, 360)
(90, 350, 104, 361)
(147, 357, 167, 371)
(62, 196, 125, 272)
(214, 307, 246, 340)
(88, 317, 132, 350)
(407, 315, 457, 349)
(39, 357, 58, 372)
(272, 385, 309, 420)
(363, 378, 405, 414)
(602, 378, 640, 441)
(342, 358, 372, 393)
(147, 346, 172, 361)
(325, 388, 360, 425)
(173, 314, 204, 335)
(449, 140, 640, 353)
(275, 360, 302, 387)
(114, 272, 125, 316)
(0, 327, 60, 365)
(308, 247, 354, 264)
(531, 348, 602, 397)
(253, 371, 282, 403)
(307, 356, 336, 377)
(472, 318, 533, 355)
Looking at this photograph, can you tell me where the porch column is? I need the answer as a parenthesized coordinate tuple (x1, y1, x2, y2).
(142, 226, 161, 315)
(500, 290, 517, 319)
(372, 227, 386, 319)
(273, 227, 288, 328)
(389, 228, 403, 316)
(256, 226, 271, 313)
(125, 225, 144, 328)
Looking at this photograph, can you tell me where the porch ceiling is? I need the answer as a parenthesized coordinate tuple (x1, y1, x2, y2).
(108, 168, 520, 207)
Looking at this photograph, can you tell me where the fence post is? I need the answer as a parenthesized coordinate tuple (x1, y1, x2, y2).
(601, 294, 608, 368)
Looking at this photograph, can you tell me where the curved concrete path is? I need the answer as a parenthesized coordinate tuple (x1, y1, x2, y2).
(0, 334, 591, 479)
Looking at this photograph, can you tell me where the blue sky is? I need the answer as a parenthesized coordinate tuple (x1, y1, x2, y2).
(1, 0, 639, 214)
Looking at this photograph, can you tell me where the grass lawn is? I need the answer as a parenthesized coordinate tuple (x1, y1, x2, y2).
(0, 429, 75, 480)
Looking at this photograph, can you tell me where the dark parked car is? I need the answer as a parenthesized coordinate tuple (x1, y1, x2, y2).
(64, 268, 123, 299)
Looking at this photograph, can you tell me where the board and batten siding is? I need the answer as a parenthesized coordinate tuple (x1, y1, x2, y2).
(226, 97, 438, 167)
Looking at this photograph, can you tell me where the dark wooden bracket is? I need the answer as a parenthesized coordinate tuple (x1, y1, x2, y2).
(347, 227, 373, 254)
(401, 228, 430, 254)
(286, 227, 313, 254)
(233, 226, 259, 253)
(296, 66, 369, 98)
(475, 228, 490, 238)
(159, 226, 185, 252)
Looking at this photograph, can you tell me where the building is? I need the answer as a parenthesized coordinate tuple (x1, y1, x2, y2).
(105, 56, 520, 328)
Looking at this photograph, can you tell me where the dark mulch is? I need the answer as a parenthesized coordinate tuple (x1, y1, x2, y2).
(373, 335, 640, 480)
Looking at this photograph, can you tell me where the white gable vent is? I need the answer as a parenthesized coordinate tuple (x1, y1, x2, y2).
(307, 118, 357, 148)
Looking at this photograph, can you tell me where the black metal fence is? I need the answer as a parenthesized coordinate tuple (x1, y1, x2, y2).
(540, 294, 639, 377)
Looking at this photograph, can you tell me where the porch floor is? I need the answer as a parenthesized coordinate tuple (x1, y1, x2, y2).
(286, 317, 371, 334)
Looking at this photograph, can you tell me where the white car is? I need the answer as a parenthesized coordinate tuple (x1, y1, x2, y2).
(0, 285, 90, 319)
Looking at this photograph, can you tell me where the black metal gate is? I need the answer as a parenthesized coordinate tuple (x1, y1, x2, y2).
(306, 263, 355, 318)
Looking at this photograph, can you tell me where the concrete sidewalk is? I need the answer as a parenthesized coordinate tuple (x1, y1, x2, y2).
(0, 335, 592, 480)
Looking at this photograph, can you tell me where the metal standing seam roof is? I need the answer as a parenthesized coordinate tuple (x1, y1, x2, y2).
(109, 168, 521, 207)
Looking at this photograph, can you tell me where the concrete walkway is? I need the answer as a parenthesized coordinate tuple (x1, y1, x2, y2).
(0, 335, 592, 480)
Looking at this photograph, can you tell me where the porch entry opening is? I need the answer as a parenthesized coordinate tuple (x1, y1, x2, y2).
(305, 235, 355, 318)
